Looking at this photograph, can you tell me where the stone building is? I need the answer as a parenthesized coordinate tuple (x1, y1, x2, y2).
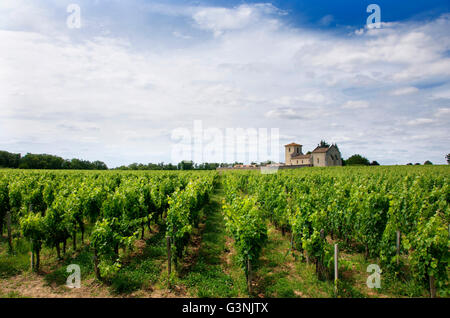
(284, 142, 342, 167)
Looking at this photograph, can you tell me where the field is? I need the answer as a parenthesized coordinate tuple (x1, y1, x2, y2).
(0, 166, 448, 298)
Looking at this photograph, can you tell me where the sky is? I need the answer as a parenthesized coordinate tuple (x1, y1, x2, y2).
(0, 0, 449, 167)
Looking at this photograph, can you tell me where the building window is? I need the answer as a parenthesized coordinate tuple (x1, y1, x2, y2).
(317, 158, 319, 163)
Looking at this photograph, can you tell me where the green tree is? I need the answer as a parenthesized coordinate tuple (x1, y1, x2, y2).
(424, 160, 433, 165)
(0, 150, 21, 168)
(318, 140, 330, 148)
(177, 160, 194, 170)
(92, 161, 108, 170)
(346, 154, 370, 166)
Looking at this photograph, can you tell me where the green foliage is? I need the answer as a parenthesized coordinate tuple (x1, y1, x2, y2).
(0, 251, 29, 278)
(20, 212, 45, 251)
(346, 154, 370, 166)
(231, 166, 449, 288)
(177, 160, 194, 170)
(0, 167, 448, 297)
(110, 271, 144, 294)
(0, 178, 9, 234)
(90, 218, 124, 276)
(222, 176, 268, 276)
(0, 150, 21, 168)
(404, 211, 449, 291)
(166, 176, 215, 264)
(318, 140, 330, 148)
(354, 189, 389, 257)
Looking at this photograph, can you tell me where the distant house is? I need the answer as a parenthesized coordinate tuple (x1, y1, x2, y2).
(233, 164, 258, 168)
(284, 142, 342, 167)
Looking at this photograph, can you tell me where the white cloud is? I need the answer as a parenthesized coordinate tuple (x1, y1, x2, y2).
(265, 108, 303, 120)
(0, 2, 449, 165)
(390, 87, 419, 96)
(435, 108, 450, 117)
(430, 88, 450, 100)
(172, 31, 192, 39)
(273, 93, 329, 106)
(342, 100, 370, 109)
(406, 118, 435, 125)
(0, 0, 57, 33)
(192, 4, 284, 36)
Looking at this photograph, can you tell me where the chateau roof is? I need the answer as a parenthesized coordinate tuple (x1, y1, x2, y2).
(291, 154, 311, 159)
(285, 142, 302, 147)
(312, 145, 336, 153)
(312, 147, 328, 153)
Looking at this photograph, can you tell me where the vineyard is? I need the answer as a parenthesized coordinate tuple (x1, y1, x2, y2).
(0, 166, 448, 298)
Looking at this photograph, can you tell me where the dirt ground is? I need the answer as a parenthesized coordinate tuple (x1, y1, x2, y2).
(0, 272, 191, 298)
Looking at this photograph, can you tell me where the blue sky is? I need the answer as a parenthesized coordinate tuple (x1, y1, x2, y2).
(256, 0, 449, 25)
(0, 0, 449, 166)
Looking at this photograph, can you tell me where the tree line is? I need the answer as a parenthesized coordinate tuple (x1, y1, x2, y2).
(113, 161, 229, 171)
(0, 150, 107, 170)
(2, 149, 445, 170)
(0, 150, 235, 171)
(343, 154, 380, 166)
(344, 154, 440, 166)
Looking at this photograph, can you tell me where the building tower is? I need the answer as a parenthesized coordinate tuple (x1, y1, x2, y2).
(284, 142, 302, 165)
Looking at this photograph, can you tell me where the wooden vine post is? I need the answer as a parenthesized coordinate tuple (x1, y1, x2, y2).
(29, 205, 34, 271)
(318, 229, 324, 279)
(166, 236, 172, 288)
(429, 276, 436, 298)
(284, 232, 295, 260)
(93, 248, 101, 280)
(334, 243, 339, 295)
(290, 232, 294, 258)
(35, 248, 40, 271)
(30, 240, 34, 271)
(6, 211, 13, 252)
(396, 230, 401, 265)
(247, 257, 252, 295)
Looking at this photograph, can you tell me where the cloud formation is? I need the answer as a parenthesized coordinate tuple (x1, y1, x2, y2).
(0, 1, 449, 166)
(342, 100, 370, 109)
